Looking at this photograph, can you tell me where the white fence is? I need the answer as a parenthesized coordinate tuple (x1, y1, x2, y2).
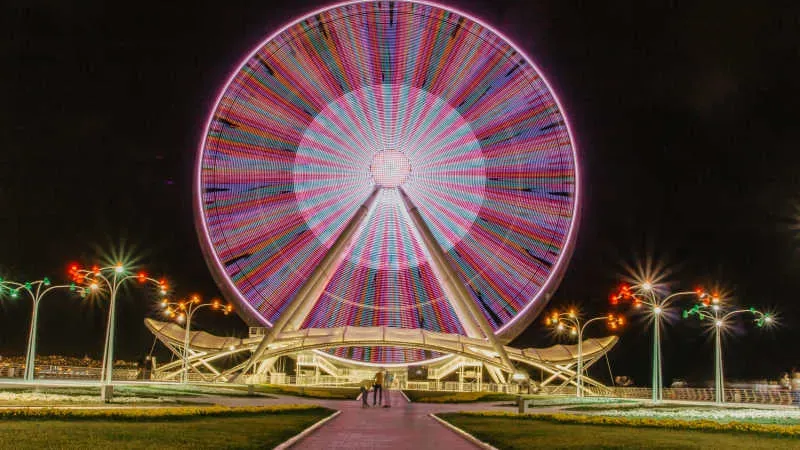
(259, 374, 797, 405)
(605, 386, 797, 405)
(262, 376, 521, 394)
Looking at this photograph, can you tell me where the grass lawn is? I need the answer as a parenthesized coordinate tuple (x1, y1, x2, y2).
(115, 384, 273, 398)
(440, 413, 800, 449)
(251, 384, 360, 400)
(0, 407, 333, 449)
(496, 396, 638, 408)
(403, 390, 517, 403)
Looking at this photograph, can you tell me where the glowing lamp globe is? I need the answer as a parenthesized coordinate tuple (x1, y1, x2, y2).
(195, 1, 579, 365)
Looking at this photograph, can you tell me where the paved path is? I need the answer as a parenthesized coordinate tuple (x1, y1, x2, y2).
(204, 391, 515, 449)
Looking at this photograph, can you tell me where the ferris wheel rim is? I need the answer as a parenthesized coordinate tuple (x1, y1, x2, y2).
(193, 0, 582, 343)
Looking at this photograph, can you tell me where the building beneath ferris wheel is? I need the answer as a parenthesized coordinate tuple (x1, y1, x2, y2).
(166, 1, 621, 393)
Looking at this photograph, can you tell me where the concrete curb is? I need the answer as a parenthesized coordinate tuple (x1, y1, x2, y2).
(274, 409, 342, 450)
(429, 413, 499, 450)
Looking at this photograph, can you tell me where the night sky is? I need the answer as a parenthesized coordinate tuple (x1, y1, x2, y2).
(2, 1, 799, 386)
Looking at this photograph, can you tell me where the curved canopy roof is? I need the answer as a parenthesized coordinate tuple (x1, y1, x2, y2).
(145, 318, 615, 367)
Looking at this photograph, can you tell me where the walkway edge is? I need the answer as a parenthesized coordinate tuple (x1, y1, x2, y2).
(429, 413, 499, 450)
(274, 409, 342, 450)
(400, 390, 411, 402)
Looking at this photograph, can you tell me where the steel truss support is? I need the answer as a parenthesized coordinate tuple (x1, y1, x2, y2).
(236, 188, 380, 381)
(539, 352, 610, 395)
(399, 188, 515, 374)
(150, 329, 248, 382)
(146, 317, 617, 390)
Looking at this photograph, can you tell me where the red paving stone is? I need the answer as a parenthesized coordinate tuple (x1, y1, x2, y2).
(296, 393, 477, 449)
(205, 390, 514, 449)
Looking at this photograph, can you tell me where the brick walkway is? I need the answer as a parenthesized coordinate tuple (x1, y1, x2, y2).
(206, 390, 515, 449)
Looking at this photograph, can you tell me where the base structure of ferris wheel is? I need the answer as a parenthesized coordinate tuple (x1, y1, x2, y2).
(146, 317, 617, 395)
(151, 188, 618, 394)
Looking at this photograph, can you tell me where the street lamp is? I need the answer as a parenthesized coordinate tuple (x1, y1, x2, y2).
(683, 292, 773, 404)
(69, 264, 168, 384)
(160, 295, 233, 383)
(611, 282, 702, 403)
(0, 277, 86, 381)
(545, 308, 625, 397)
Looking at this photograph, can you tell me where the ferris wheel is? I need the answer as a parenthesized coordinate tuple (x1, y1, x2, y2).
(195, 0, 579, 366)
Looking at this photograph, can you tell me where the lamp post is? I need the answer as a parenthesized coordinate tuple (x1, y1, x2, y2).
(611, 282, 701, 403)
(69, 264, 167, 384)
(683, 293, 772, 404)
(160, 295, 232, 383)
(545, 308, 625, 397)
(0, 277, 85, 381)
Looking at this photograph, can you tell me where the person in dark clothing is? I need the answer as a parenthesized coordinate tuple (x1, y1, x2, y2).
(373, 369, 385, 406)
(360, 379, 371, 407)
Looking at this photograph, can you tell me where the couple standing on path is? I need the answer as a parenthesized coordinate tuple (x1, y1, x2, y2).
(361, 368, 394, 408)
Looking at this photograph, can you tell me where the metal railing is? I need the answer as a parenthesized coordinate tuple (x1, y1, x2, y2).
(603, 386, 797, 405)
(248, 327, 267, 338)
(5, 363, 794, 407)
(0, 364, 139, 381)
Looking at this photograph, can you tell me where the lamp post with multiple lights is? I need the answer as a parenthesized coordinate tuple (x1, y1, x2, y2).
(683, 292, 772, 404)
(69, 264, 168, 384)
(160, 295, 232, 383)
(0, 277, 88, 381)
(545, 308, 625, 397)
(611, 282, 702, 402)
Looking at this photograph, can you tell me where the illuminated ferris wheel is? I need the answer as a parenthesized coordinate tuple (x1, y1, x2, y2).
(195, 0, 579, 367)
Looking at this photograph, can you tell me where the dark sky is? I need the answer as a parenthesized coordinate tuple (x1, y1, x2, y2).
(2, 0, 799, 385)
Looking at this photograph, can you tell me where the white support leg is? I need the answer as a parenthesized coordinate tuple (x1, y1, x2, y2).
(235, 188, 380, 380)
(399, 188, 515, 374)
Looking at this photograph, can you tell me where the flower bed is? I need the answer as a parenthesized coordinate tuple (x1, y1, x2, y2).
(0, 391, 171, 405)
(573, 405, 800, 425)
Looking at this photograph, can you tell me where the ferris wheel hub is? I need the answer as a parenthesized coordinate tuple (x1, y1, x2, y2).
(371, 150, 411, 188)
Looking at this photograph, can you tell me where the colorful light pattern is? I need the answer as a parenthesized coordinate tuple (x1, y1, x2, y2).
(197, 1, 578, 364)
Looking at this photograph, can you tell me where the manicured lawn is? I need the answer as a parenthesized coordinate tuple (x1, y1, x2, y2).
(496, 396, 637, 408)
(251, 384, 360, 400)
(440, 413, 800, 449)
(116, 384, 273, 398)
(0, 407, 333, 449)
(403, 391, 636, 405)
(403, 390, 517, 403)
